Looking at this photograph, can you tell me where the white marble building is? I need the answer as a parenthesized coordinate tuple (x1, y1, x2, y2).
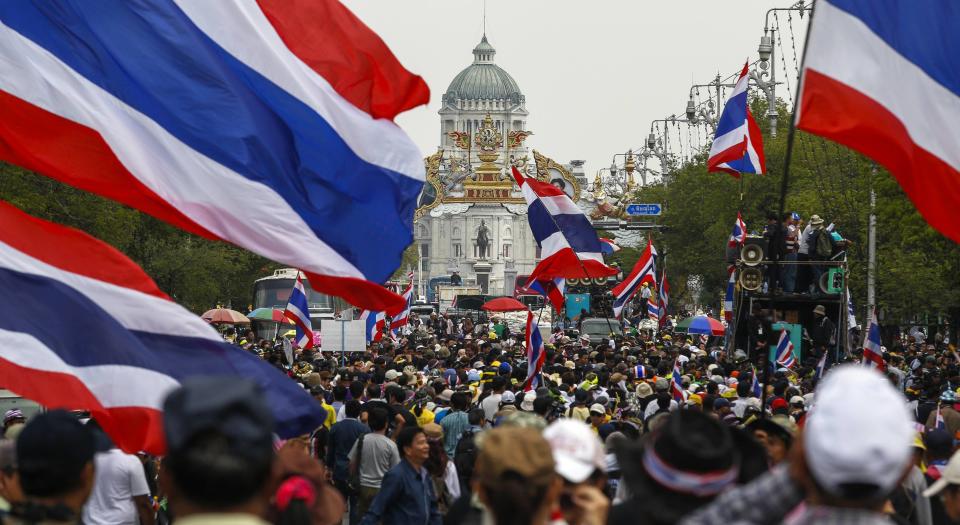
(414, 35, 589, 298)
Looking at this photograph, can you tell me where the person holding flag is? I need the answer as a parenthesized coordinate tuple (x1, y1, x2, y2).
(861, 309, 886, 371)
(657, 272, 670, 329)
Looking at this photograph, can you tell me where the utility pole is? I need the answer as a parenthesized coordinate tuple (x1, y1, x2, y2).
(867, 164, 877, 322)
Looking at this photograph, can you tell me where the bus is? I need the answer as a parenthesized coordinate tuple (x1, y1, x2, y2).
(252, 268, 348, 327)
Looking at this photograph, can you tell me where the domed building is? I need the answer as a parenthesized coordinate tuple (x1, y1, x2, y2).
(413, 35, 590, 304)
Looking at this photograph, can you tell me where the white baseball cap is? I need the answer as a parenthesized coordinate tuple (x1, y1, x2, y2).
(589, 403, 606, 415)
(543, 419, 606, 483)
(924, 450, 960, 497)
(384, 369, 401, 381)
(804, 365, 913, 499)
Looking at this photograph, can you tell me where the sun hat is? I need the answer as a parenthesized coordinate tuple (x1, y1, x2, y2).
(520, 391, 537, 412)
(589, 404, 606, 415)
(543, 419, 606, 483)
(809, 214, 824, 225)
(804, 365, 913, 500)
(476, 426, 555, 488)
(813, 304, 827, 316)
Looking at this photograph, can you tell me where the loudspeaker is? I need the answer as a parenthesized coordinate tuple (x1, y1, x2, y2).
(818, 268, 844, 294)
(566, 278, 579, 287)
(739, 267, 763, 291)
(741, 236, 767, 266)
(593, 277, 608, 285)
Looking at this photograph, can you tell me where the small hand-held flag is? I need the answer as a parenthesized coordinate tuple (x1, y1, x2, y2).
(708, 63, 766, 177)
(670, 357, 686, 402)
(523, 311, 545, 391)
(862, 309, 886, 371)
(728, 212, 747, 248)
(657, 271, 670, 328)
(283, 272, 314, 349)
(774, 329, 796, 368)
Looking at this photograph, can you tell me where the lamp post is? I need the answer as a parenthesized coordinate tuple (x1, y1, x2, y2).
(611, 150, 639, 189)
(749, 2, 812, 138)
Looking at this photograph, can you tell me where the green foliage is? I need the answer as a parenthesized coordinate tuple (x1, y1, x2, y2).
(624, 96, 960, 326)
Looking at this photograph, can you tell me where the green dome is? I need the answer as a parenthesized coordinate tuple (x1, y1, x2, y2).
(444, 36, 523, 102)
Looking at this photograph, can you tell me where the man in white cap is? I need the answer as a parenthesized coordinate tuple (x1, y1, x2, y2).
(682, 365, 915, 524)
(543, 419, 609, 525)
(923, 449, 960, 522)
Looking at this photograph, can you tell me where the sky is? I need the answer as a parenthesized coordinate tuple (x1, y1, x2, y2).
(342, 0, 810, 176)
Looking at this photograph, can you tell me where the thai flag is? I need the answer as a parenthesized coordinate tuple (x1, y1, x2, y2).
(647, 300, 660, 324)
(611, 240, 657, 319)
(935, 404, 946, 430)
(815, 351, 828, 380)
(797, 0, 960, 244)
(657, 272, 670, 328)
(0, 202, 324, 454)
(511, 166, 617, 280)
(358, 309, 385, 343)
(707, 63, 766, 177)
(599, 238, 622, 255)
(751, 365, 762, 398)
(862, 309, 886, 371)
(390, 272, 415, 333)
(775, 329, 796, 368)
(670, 357, 686, 402)
(634, 364, 648, 380)
(847, 295, 858, 329)
(723, 266, 736, 322)
(728, 212, 748, 248)
(523, 311, 545, 392)
(524, 276, 566, 312)
(0, 1, 429, 313)
(283, 273, 314, 349)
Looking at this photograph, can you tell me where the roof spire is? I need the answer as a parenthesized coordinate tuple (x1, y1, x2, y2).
(482, 0, 486, 38)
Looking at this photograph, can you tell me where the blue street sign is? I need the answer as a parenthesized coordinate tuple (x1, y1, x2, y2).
(625, 203, 662, 216)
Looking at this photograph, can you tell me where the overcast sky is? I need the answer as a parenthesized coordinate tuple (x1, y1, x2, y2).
(342, 0, 810, 175)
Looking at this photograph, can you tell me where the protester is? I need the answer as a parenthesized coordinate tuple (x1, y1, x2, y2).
(82, 421, 154, 525)
(923, 449, 960, 523)
(326, 400, 369, 525)
(360, 426, 441, 525)
(543, 419, 610, 525)
(0, 439, 22, 512)
(8, 411, 95, 525)
(348, 407, 398, 521)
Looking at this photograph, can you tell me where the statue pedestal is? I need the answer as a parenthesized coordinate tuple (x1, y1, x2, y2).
(473, 260, 492, 294)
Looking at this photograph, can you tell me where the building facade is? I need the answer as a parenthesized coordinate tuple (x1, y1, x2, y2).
(414, 35, 591, 298)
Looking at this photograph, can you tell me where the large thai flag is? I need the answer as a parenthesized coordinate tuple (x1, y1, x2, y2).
(647, 301, 660, 324)
(511, 166, 617, 280)
(390, 272, 415, 332)
(358, 309, 385, 343)
(0, 202, 324, 454)
(797, 0, 960, 244)
(523, 311, 545, 392)
(862, 309, 886, 371)
(707, 63, 766, 177)
(611, 240, 657, 319)
(0, 1, 429, 313)
(728, 212, 747, 248)
(774, 329, 796, 368)
(523, 276, 566, 312)
(283, 272, 314, 349)
(657, 272, 670, 329)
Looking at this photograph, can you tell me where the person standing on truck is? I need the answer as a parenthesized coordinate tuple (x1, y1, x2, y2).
(450, 272, 462, 286)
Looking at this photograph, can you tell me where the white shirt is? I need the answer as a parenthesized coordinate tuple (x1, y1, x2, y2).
(82, 449, 150, 525)
(481, 393, 502, 423)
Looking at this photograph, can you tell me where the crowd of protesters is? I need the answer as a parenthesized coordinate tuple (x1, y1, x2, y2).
(3, 306, 960, 525)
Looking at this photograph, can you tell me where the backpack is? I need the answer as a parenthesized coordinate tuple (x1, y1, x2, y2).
(454, 428, 478, 491)
(815, 230, 833, 258)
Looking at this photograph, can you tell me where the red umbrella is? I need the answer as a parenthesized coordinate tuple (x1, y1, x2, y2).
(481, 297, 529, 312)
(201, 308, 251, 324)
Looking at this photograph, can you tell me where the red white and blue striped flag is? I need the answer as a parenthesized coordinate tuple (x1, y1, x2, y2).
(612, 240, 657, 319)
(797, 0, 960, 243)
(523, 276, 566, 312)
(728, 212, 747, 248)
(670, 357, 686, 402)
(599, 238, 622, 255)
(862, 309, 886, 371)
(358, 309, 385, 343)
(511, 166, 617, 281)
(390, 272, 415, 334)
(283, 272, 314, 349)
(0, 202, 324, 454)
(708, 63, 766, 177)
(0, 0, 429, 313)
(775, 329, 796, 368)
(657, 271, 670, 328)
(523, 311, 545, 391)
(723, 266, 736, 323)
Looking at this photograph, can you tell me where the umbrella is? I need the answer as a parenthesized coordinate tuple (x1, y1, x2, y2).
(247, 308, 294, 324)
(201, 308, 251, 324)
(481, 297, 529, 312)
(674, 315, 725, 336)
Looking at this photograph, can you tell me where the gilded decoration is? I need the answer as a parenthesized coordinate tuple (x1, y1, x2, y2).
(415, 149, 444, 219)
(533, 150, 581, 201)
